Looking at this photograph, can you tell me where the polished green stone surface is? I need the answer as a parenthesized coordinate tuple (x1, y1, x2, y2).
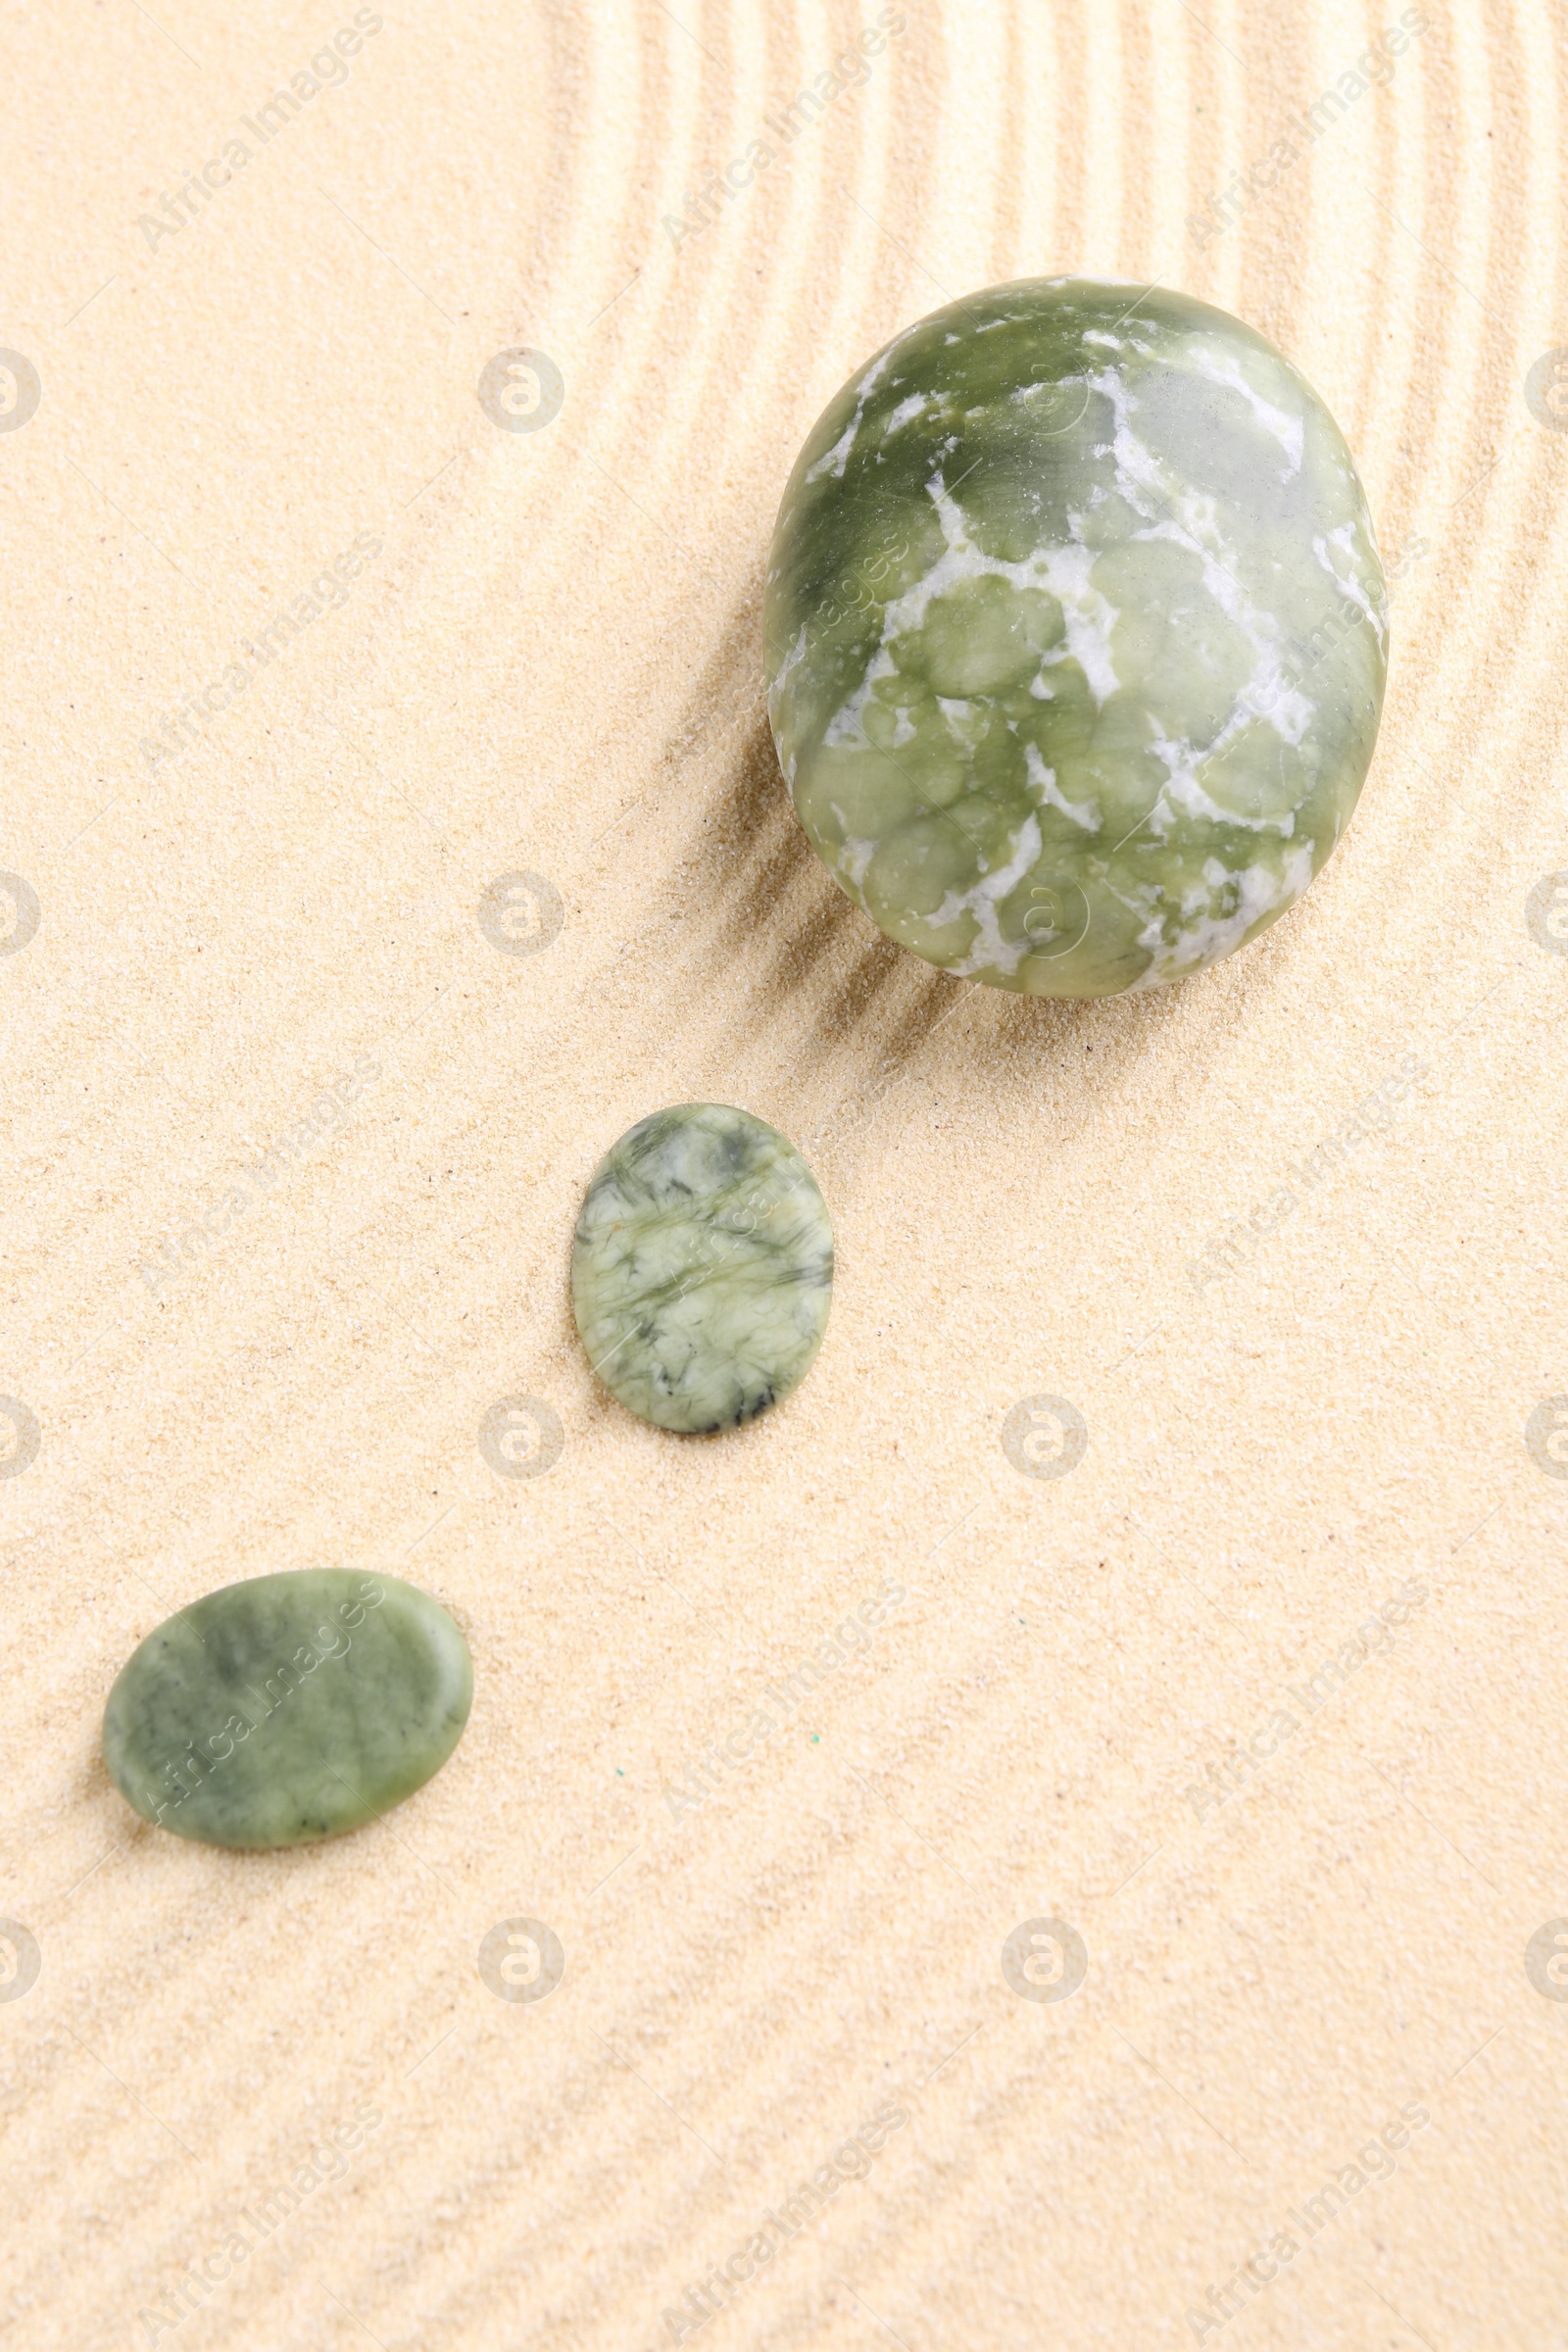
(102, 1571, 472, 1849)
(571, 1103, 833, 1434)
(764, 278, 1387, 997)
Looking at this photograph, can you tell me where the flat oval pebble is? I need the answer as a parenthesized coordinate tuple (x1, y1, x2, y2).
(764, 276, 1387, 997)
(571, 1102, 834, 1434)
(102, 1571, 472, 1849)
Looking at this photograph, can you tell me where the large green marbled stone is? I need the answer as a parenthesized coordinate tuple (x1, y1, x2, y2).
(102, 1571, 472, 1849)
(764, 278, 1387, 997)
(571, 1103, 833, 1434)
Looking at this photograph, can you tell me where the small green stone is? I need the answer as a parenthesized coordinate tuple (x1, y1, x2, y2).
(571, 1102, 833, 1434)
(102, 1571, 472, 1849)
(764, 277, 1388, 997)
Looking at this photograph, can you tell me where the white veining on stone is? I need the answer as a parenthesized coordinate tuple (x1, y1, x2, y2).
(1149, 732, 1296, 835)
(1023, 742, 1101, 830)
(822, 643, 900, 746)
(1128, 842, 1314, 987)
(833, 827, 879, 888)
(765, 278, 1386, 999)
(930, 811, 1044, 977)
(885, 392, 931, 433)
(848, 471, 1125, 710)
(806, 413, 860, 483)
(1191, 340, 1304, 474)
(1315, 520, 1387, 650)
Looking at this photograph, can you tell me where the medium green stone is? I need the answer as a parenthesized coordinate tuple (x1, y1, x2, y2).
(571, 1102, 833, 1434)
(764, 278, 1388, 997)
(102, 1571, 472, 1849)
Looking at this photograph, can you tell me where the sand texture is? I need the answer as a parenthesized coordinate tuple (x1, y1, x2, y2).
(3, 3, 1568, 2347)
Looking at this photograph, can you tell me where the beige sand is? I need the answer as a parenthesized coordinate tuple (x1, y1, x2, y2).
(3, 2, 1567, 2345)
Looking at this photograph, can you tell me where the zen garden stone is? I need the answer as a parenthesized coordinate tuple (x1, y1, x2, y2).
(102, 1571, 472, 1849)
(571, 1102, 833, 1434)
(764, 278, 1387, 998)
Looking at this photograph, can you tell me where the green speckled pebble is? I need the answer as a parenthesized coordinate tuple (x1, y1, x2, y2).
(102, 1571, 472, 1849)
(571, 1102, 833, 1434)
(764, 277, 1387, 997)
